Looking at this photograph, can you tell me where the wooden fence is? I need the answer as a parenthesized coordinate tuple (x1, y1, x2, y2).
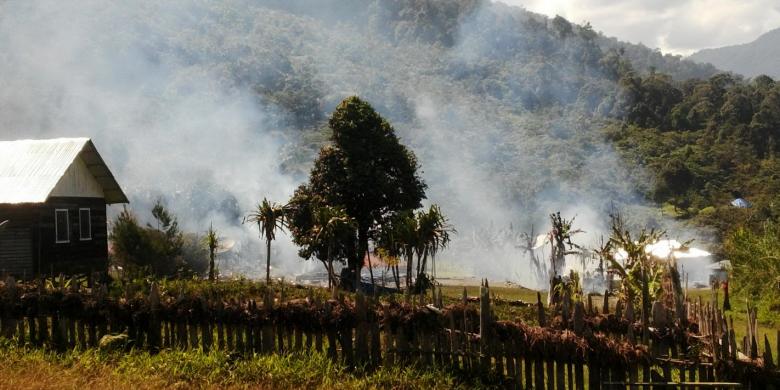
(0, 276, 777, 389)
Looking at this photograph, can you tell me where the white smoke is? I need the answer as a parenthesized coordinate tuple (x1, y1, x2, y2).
(0, 1, 712, 285)
(0, 1, 303, 277)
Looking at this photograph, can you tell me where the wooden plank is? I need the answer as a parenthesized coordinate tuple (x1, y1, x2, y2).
(189, 321, 200, 351)
(588, 360, 600, 390)
(479, 284, 490, 374)
(327, 329, 338, 360)
(629, 364, 639, 390)
(502, 338, 512, 379)
(515, 341, 523, 388)
(315, 330, 323, 353)
(537, 292, 546, 326)
(27, 316, 37, 346)
(556, 360, 565, 390)
(546, 360, 555, 390)
(202, 322, 212, 353)
(535, 358, 545, 390)
(357, 296, 369, 363)
(341, 326, 354, 367)
(575, 361, 585, 390)
(294, 327, 303, 352)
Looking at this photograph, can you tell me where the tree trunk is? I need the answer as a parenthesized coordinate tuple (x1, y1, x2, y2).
(321, 259, 331, 289)
(393, 263, 400, 290)
(354, 227, 369, 292)
(431, 253, 436, 281)
(641, 263, 651, 344)
(328, 261, 335, 292)
(415, 250, 422, 279)
(208, 249, 215, 281)
(418, 247, 429, 280)
(326, 242, 334, 290)
(366, 248, 375, 290)
(266, 239, 272, 285)
(405, 249, 414, 289)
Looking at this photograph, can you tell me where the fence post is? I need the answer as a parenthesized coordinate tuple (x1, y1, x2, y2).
(26, 292, 37, 347)
(216, 299, 225, 351)
(2, 276, 17, 340)
(573, 302, 584, 336)
(588, 357, 601, 390)
(340, 312, 354, 367)
(66, 277, 78, 348)
(535, 356, 546, 390)
(764, 335, 775, 370)
(587, 294, 594, 315)
(537, 292, 546, 327)
(562, 290, 571, 328)
(354, 293, 368, 363)
(37, 279, 48, 347)
(729, 318, 738, 362)
(148, 282, 161, 352)
(479, 280, 490, 374)
(370, 297, 381, 367)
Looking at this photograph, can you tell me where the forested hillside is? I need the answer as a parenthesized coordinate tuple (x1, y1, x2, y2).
(603, 73, 780, 236)
(0, 0, 774, 277)
(689, 28, 780, 79)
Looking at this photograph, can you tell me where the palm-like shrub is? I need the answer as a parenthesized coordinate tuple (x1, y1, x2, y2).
(246, 198, 288, 284)
(415, 205, 455, 289)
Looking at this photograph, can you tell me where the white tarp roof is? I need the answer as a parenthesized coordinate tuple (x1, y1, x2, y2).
(613, 239, 712, 261)
(0, 137, 128, 204)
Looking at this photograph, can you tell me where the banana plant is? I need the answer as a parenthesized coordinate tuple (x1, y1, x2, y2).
(203, 223, 220, 281)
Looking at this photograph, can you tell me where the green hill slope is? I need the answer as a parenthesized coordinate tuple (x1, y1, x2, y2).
(689, 28, 780, 79)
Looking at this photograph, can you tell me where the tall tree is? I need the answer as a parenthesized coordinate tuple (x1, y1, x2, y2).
(246, 198, 288, 284)
(305, 96, 427, 290)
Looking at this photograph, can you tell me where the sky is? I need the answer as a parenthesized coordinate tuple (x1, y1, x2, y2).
(498, 0, 780, 55)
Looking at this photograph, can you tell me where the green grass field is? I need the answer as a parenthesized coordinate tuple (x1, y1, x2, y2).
(0, 340, 500, 389)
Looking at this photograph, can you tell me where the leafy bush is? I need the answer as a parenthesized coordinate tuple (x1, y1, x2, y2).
(725, 221, 780, 322)
(110, 201, 208, 279)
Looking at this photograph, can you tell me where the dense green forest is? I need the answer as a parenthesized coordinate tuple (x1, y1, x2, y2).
(604, 72, 780, 234)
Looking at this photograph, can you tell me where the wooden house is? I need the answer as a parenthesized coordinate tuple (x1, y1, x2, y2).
(0, 138, 128, 278)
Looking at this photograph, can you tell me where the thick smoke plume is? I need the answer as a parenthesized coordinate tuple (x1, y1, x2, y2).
(0, 1, 710, 286)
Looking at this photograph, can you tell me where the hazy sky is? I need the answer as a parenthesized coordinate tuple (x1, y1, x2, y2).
(498, 0, 780, 55)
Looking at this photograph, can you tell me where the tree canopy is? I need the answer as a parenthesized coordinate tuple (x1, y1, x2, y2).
(290, 96, 427, 289)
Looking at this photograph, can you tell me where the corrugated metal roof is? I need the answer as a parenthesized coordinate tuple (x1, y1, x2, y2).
(0, 138, 128, 204)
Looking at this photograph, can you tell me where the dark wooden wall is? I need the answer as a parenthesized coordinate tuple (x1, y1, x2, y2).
(0, 197, 108, 278)
(39, 197, 108, 276)
(0, 205, 38, 277)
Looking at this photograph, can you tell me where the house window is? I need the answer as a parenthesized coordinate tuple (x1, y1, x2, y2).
(79, 208, 92, 241)
(55, 209, 69, 243)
